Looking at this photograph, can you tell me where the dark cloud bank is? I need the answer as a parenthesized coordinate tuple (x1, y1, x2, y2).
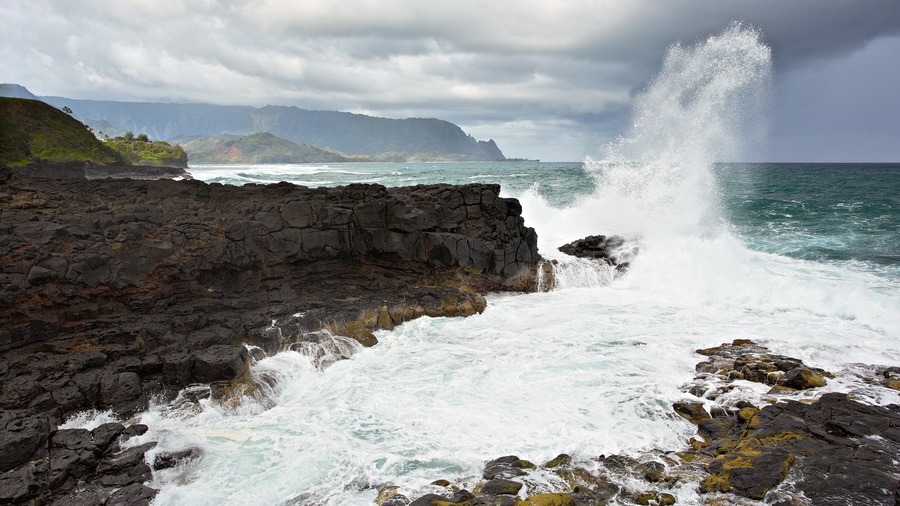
(2, 0, 899, 161)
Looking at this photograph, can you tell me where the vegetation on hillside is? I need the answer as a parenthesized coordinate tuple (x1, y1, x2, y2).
(107, 132, 188, 168)
(0, 97, 122, 166)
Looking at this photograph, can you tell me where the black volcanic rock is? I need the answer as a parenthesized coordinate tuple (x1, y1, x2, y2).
(558, 234, 633, 270)
(0, 166, 540, 355)
(680, 340, 900, 504)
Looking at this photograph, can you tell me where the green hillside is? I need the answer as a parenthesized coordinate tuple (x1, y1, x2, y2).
(183, 132, 363, 164)
(107, 133, 188, 168)
(0, 97, 123, 166)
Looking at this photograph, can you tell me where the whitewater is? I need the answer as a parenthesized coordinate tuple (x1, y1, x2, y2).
(70, 24, 900, 505)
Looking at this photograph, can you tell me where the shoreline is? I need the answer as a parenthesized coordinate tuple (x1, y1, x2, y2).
(10, 161, 191, 181)
(0, 164, 541, 504)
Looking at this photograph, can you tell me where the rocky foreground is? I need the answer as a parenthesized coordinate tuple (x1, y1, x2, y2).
(0, 164, 542, 504)
(393, 340, 900, 506)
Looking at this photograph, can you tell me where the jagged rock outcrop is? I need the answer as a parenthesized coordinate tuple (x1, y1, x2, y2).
(676, 340, 900, 504)
(0, 163, 540, 503)
(558, 234, 634, 271)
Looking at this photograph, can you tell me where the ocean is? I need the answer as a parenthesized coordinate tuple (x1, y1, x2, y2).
(68, 25, 900, 505)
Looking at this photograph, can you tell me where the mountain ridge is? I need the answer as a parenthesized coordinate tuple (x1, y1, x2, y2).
(0, 85, 506, 162)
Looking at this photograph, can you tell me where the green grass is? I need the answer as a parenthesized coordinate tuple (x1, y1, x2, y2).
(107, 138, 188, 168)
(0, 97, 123, 166)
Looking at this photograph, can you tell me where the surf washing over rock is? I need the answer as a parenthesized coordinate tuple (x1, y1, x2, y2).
(43, 24, 900, 506)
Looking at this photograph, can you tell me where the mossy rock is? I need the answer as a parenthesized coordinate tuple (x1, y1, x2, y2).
(737, 407, 759, 422)
(518, 459, 536, 469)
(375, 486, 404, 505)
(701, 437, 795, 500)
(778, 367, 827, 389)
(636, 490, 677, 505)
(695, 339, 759, 356)
(543, 454, 572, 468)
(554, 466, 616, 493)
(690, 437, 708, 451)
(672, 400, 711, 423)
(713, 439, 740, 455)
(636, 461, 665, 482)
(209, 374, 270, 410)
(636, 491, 657, 505)
(675, 451, 705, 463)
(657, 493, 676, 505)
(765, 385, 797, 395)
(700, 472, 733, 495)
(479, 478, 523, 496)
(515, 493, 574, 506)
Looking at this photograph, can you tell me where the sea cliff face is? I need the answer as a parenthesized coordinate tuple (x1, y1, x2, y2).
(0, 164, 540, 504)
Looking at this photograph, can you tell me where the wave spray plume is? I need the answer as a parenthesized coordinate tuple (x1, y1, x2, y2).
(590, 22, 772, 237)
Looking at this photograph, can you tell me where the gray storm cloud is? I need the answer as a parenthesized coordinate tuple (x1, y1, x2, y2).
(2, 0, 899, 161)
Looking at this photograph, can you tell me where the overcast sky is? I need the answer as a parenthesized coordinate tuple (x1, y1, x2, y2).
(2, 1, 899, 161)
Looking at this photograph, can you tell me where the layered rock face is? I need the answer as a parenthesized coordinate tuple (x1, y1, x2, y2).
(0, 164, 540, 503)
(1, 165, 539, 354)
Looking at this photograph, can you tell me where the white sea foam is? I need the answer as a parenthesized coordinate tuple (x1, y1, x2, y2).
(59, 409, 120, 430)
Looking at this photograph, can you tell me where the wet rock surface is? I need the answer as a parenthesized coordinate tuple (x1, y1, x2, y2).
(397, 340, 900, 506)
(677, 340, 900, 504)
(0, 422, 157, 505)
(0, 164, 541, 503)
(557, 234, 634, 271)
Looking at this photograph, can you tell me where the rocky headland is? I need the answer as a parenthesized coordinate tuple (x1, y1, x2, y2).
(0, 164, 541, 504)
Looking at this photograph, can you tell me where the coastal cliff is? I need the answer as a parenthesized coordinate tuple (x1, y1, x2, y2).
(0, 164, 541, 503)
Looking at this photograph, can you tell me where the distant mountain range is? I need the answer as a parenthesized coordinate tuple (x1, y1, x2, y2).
(181, 132, 387, 164)
(0, 84, 506, 162)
